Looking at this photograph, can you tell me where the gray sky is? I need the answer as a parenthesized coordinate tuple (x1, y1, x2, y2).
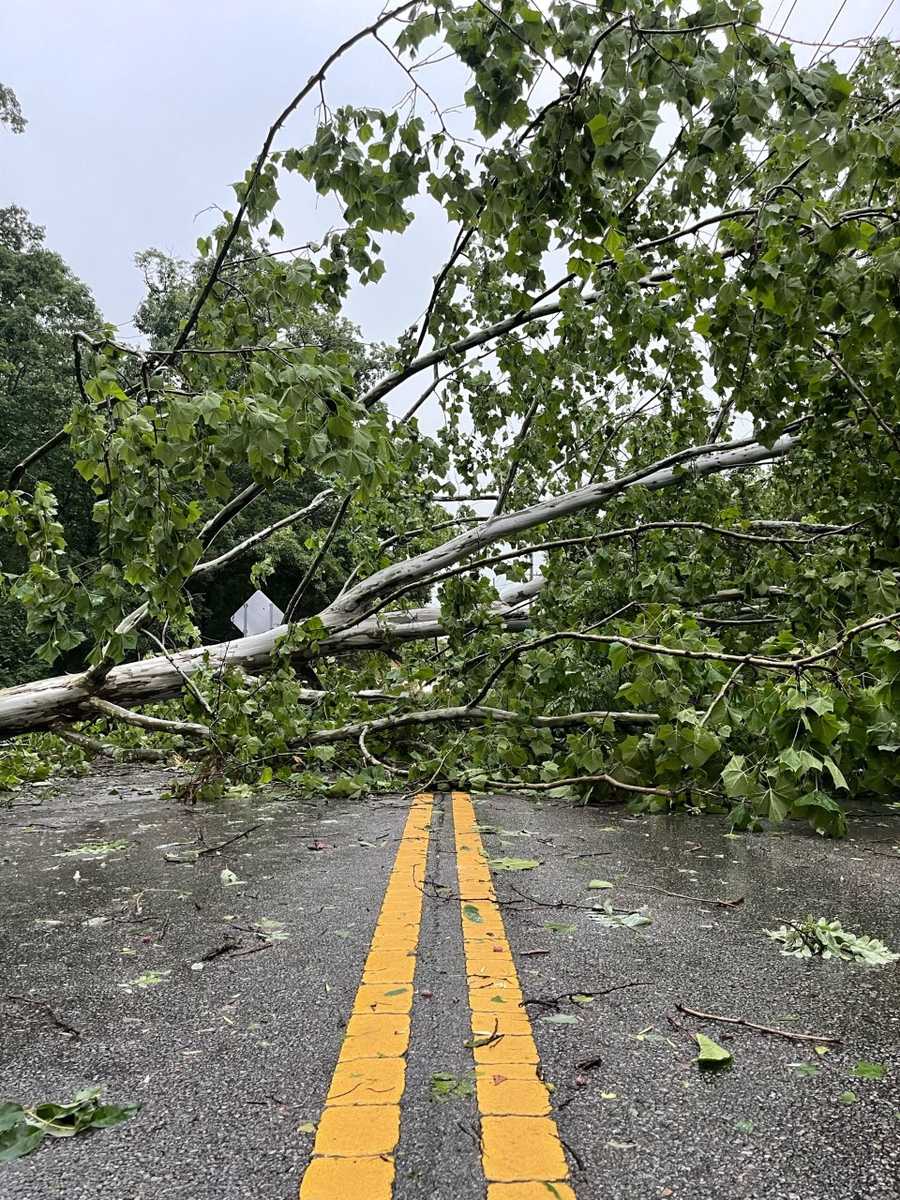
(3, 1, 896, 350)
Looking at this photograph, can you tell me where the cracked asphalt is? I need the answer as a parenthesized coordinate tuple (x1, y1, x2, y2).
(1, 766, 897, 1199)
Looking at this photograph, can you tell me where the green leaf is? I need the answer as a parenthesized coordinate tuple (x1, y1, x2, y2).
(588, 879, 613, 890)
(587, 112, 609, 147)
(822, 756, 849, 790)
(0, 1122, 44, 1161)
(89, 1102, 140, 1129)
(0, 1103, 24, 1134)
(462, 904, 483, 924)
(694, 1033, 733, 1069)
(430, 1072, 474, 1100)
(488, 857, 540, 871)
(851, 1061, 886, 1080)
(838, 1090, 858, 1105)
(542, 1013, 578, 1024)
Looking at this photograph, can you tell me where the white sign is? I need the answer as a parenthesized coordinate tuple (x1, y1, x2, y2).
(231, 590, 284, 637)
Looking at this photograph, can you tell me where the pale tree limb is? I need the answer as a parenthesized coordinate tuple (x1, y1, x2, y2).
(85, 697, 211, 739)
(482, 774, 671, 797)
(324, 426, 805, 626)
(86, 486, 336, 686)
(697, 664, 744, 727)
(0, 425, 813, 735)
(351, 515, 855, 627)
(56, 728, 168, 763)
(192, 488, 335, 578)
(358, 727, 408, 776)
(199, 481, 267, 550)
(302, 704, 659, 748)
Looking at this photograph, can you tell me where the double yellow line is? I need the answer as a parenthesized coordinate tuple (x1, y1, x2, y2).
(299, 791, 574, 1200)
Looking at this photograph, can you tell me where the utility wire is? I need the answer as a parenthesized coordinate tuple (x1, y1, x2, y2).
(849, 0, 896, 71)
(808, 0, 850, 67)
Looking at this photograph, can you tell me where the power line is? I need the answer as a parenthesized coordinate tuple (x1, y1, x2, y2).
(777, 0, 798, 38)
(768, 0, 788, 31)
(808, 0, 850, 67)
(849, 0, 896, 71)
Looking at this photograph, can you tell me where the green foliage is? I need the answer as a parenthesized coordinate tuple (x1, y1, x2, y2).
(766, 917, 899, 964)
(0, 1088, 138, 1162)
(0, 733, 86, 792)
(0, 82, 26, 134)
(0, 206, 103, 681)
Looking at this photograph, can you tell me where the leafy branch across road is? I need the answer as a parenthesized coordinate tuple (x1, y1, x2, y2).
(1, 5, 900, 833)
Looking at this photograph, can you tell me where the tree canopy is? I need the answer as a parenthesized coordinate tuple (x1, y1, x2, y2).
(1, 2, 899, 832)
(0, 205, 102, 685)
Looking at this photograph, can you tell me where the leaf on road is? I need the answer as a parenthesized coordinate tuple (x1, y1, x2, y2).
(430, 1073, 474, 1100)
(220, 867, 245, 886)
(55, 841, 128, 859)
(590, 903, 652, 929)
(119, 969, 171, 992)
(588, 880, 613, 890)
(463, 904, 483, 924)
(253, 919, 289, 941)
(543, 922, 576, 935)
(694, 1033, 733, 1069)
(488, 857, 540, 871)
(542, 1013, 578, 1024)
(852, 1061, 886, 1080)
(838, 1090, 858, 1105)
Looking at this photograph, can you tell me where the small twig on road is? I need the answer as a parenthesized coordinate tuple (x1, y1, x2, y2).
(165, 824, 261, 863)
(3, 993, 81, 1039)
(676, 1003, 841, 1044)
(198, 938, 242, 962)
(624, 883, 745, 908)
(562, 851, 615, 859)
(523, 980, 652, 1009)
(196, 825, 261, 856)
(228, 941, 275, 959)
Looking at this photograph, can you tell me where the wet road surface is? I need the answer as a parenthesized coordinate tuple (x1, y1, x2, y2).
(1, 766, 898, 1199)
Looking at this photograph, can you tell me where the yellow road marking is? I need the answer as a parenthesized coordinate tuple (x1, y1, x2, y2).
(298, 792, 433, 1200)
(452, 791, 575, 1199)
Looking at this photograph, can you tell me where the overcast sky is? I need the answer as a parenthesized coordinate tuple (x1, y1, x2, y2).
(3, 1, 896, 350)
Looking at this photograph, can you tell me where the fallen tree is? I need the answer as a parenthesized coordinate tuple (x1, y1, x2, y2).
(2, 3, 899, 833)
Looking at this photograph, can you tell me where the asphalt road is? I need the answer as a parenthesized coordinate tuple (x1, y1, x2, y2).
(1, 766, 898, 1199)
